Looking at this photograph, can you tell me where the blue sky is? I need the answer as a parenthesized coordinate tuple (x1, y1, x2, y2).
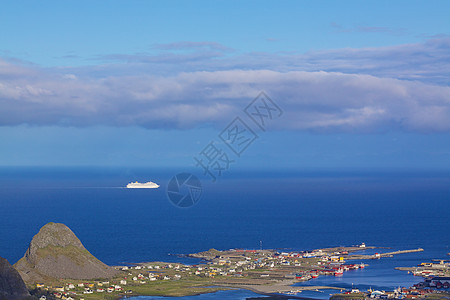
(0, 0, 450, 170)
(2, 1, 449, 65)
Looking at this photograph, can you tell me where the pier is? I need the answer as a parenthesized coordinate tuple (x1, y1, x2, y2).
(348, 248, 424, 260)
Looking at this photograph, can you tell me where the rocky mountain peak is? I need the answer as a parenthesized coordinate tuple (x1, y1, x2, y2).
(25, 222, 84, 263)
(14, 222, 120, 284)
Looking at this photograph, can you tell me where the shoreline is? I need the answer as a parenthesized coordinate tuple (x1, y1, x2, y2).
(217, 281, 345, 296)
(30, 245, 444, 300)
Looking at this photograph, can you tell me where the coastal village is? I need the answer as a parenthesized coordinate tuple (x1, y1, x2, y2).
(31, 244, 450, 300)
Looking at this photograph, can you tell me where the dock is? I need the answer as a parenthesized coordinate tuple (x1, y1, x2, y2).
(348, 248, 424, 260)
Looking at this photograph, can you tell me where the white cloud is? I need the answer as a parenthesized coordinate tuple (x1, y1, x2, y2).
(95, 38, 450, 85)
(0, 38, 449, 132)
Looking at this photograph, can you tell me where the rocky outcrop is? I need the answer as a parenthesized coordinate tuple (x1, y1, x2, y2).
(14, 222, 120, 284)
(0, 256, 30, 300)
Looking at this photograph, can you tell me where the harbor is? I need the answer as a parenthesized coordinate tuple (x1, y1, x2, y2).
(27, 244, 416, 298)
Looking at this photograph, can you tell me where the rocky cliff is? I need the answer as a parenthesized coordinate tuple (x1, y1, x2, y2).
(14, 222, 120, 284)
(0, 256, 30, 300)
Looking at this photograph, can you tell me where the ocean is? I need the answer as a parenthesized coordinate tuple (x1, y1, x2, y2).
(0, 167, 449, 298)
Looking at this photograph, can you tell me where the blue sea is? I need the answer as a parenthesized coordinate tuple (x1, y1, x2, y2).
(0, 167, 449, 299)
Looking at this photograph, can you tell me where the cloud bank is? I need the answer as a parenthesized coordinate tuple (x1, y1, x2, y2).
(0, 38, 449, 133)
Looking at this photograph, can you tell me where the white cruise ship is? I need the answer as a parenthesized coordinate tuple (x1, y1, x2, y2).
(126, 181, 160, 189)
